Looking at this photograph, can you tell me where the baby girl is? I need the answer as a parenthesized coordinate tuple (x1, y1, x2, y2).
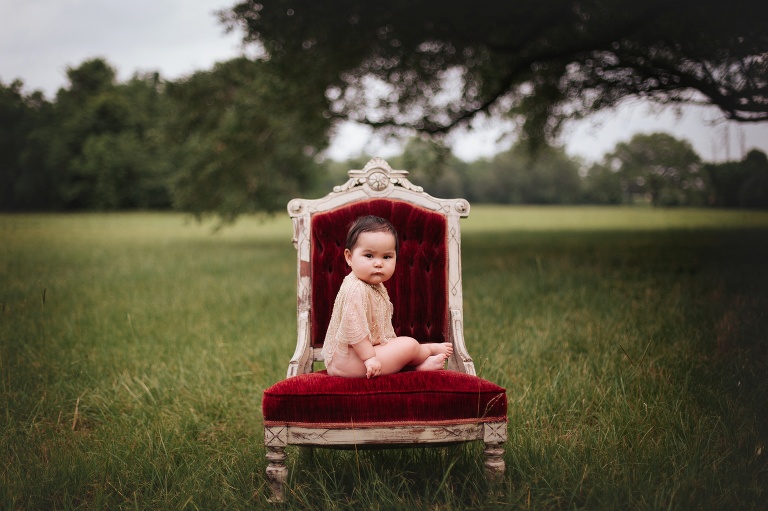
(322, 215, 453, 378)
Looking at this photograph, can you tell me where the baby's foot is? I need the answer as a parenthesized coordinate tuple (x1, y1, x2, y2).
(429, 342, 454, 358)
(415, 354, 447, 372)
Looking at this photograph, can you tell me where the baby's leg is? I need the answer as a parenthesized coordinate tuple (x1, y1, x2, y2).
(374, 337, 442, 375)
(325, 353, 367, 378)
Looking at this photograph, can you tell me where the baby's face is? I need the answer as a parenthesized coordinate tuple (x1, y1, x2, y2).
(344, 231, 397, 285)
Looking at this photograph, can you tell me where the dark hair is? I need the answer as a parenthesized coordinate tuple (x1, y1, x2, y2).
(346, 215, 399, 255)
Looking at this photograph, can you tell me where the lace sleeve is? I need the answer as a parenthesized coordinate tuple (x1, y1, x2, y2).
(336, 284, 371, 346)
(322, 278, 372, 365)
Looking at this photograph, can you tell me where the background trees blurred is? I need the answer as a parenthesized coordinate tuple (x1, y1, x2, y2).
(164, 57, 330, 221)
(2, 56, 767, 213)
(1, 57, 330, 219)
(50, 59, 172, 210)
(2, 0, 767, 217)
(584, 134, 706, 207)
(222, 0, 768, 145)
(0, 80, 55, 210)
(705, 150, 768, 209)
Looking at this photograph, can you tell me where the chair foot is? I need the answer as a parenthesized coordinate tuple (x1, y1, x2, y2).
(266, 446, 287, 503)
(483, 442, 505, 481)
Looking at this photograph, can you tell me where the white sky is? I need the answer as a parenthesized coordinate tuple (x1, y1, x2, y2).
(1, 0, 766, 163)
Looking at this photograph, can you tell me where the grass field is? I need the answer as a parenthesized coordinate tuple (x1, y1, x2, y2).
(2, 207, 767, 510)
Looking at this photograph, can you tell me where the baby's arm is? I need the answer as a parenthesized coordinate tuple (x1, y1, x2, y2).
(351, 341, 381, 378)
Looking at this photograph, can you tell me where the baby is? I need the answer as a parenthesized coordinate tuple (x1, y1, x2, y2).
(322, 215, 453, 378)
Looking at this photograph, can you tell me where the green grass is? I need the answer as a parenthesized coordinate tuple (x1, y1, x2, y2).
(2, 208, 767, 510)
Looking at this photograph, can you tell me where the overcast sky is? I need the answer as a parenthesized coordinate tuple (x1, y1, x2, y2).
(1, 0, 766, 163)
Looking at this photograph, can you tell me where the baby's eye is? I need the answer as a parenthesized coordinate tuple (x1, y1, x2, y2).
(365, 254, 373, 258)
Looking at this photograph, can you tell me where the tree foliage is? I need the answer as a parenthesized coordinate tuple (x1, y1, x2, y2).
(3, 54, 767, 215)
(221, 0, 768, 145)
(164, 57, 331, 222)
(0, 80, 54, 210)
(585, 133, 706, 206)
(0, 57, 331, 219)
(47, 59, 173, 209)
(704, 149, 768, 208)
(455, 143, 583, 204)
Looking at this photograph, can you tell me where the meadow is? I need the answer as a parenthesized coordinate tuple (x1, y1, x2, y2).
(1, 207, 767, 510)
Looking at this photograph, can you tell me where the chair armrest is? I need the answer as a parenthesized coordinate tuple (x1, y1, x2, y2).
(287, 310, 313, 377)
(448, 309, 476, 375)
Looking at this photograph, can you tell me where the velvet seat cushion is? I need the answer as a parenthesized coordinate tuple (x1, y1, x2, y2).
(263, 370, 507, 426)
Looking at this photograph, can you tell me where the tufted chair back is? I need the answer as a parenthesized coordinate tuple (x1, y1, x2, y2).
(285, 157, 475, 376)
(310, 199, 448, 348)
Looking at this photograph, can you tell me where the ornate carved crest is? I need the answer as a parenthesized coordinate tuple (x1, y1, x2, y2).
(333, 157, 424, 194)
(287, 157, 470, 218)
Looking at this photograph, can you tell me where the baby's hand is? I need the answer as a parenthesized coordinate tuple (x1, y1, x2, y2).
(364, 356, 382, 379)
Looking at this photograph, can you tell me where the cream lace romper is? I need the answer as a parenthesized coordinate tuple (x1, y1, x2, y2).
(322, 273, 396, 368)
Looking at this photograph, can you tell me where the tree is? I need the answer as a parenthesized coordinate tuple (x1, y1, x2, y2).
(3, 55, 332, 219)
(488, 143, 583, 204)
(47, 59, 173, 210)
(164, 57, 331, 222)
(49, 59, 128, 208)
(221, 0, 768, 146)
(705, 149, 768, 208)
(582, 161, 624, 205)
(599, 133, 705, 206)
(388, 137, 461, 198)
(444, 142, 582, 204)
(0, 80, 56, 210)
(0, 80, 36, 209)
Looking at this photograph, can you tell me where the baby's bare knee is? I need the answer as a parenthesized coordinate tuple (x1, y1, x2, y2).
(410, 338, 429, 358)
(397, 336, 421, 355)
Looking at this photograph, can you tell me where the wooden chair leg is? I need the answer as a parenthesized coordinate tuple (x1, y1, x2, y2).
(266, 446, 287, 503)
(482, 421, 507, 481)
(483, 442, 505, 481)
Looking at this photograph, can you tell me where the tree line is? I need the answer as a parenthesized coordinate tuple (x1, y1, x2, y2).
(1, 57, 329, 221)
(325, 136, 768, 209)
(2, 57, 767, 218)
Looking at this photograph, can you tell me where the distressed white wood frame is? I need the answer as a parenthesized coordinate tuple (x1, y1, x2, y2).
(264, 421, 507, 502)
(265, 158, 507, 503)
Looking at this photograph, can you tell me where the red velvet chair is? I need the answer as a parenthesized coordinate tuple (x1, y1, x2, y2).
(263, 158, 507, 502)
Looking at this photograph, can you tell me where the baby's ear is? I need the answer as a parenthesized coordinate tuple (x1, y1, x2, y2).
(344, 249, 352, 265)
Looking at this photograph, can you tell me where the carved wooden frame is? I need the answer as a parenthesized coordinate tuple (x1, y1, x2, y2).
(264, 421, 506, 502)
(265, 158, 507, 503)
